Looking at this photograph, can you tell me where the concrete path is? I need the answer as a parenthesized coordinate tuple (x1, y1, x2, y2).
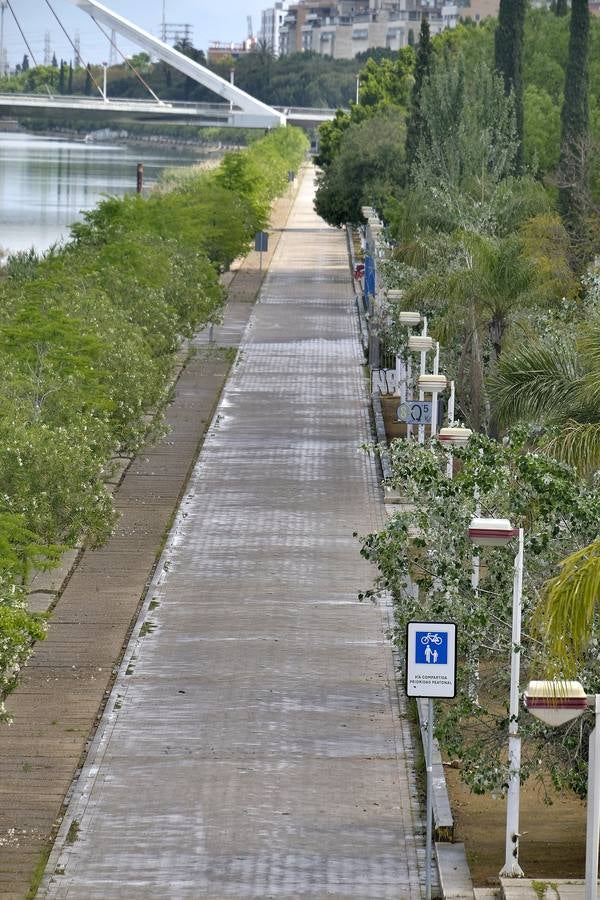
(41, 169, 427, 899)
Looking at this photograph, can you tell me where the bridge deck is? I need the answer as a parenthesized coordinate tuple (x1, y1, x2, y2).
(41, 168, 427, 899)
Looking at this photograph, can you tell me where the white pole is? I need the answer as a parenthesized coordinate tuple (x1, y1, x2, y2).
(431, 393, 439, 437)
(446, 381, 455, 478)
(426, 697, 434, 900)
(418, 318, 428, 442)
(585, 695, 600, 900)
(356, 73, 360, 104)
(406, 355, 413, 441)
(0, 2, 6, 78)
(395, 353, 403, 398)
(429, 342, 440, 439)
(500, 527, 525, 878)
(102, 62, 107, 100)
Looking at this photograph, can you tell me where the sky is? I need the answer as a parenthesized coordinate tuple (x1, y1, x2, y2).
(3, 0, 264, 68)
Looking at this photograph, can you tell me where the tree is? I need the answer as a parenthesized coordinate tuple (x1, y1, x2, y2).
(490, 325, 600, 472)
(59, 61, 66, 94)
(405, 17, 433, 174)
(556, 0, 568, 16)
(399, 217, 570, 431)
(51, 53, 58, 68)
(558, 0, 591, 262)
(21, 55, 29, 72)
(314, 109, 407, 226)
(68, 62, 73, 93)
(84, 64, 92, 96)
(359, 432, 600, 796)
(494, 0, 526, 171)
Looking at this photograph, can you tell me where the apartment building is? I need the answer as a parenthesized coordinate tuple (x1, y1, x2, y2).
(259, 1, 290, 55)
(268, 0, 498, 59)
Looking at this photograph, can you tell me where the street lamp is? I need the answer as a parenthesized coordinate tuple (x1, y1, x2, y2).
(102, 61, 108, 101)
(468, 516, 524, 877)
(394, 309, 422, 399)
(417, 373, 447, 438)
(524, 681, 599, 899)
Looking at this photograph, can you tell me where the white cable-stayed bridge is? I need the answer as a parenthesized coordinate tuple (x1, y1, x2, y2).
(3, 0, 340, 129)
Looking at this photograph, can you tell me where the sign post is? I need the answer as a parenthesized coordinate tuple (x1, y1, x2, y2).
(254, 231, 269, 272)
(406, 621, 457, 900)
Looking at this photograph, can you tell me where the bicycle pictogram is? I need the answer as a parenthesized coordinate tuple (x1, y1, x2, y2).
(420, 632, 443, 646)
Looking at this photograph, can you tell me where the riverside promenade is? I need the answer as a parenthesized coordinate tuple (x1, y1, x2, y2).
(41, 168, 428, 899)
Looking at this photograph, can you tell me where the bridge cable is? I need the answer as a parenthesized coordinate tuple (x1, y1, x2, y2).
(86, 14, 163, 104)
(6, 0, 55, 97)
(5, 1, 40, 67)
(45, 0, 163, 105)
(44, 0, 105, 98)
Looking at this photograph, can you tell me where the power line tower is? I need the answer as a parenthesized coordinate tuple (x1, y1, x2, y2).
(74, 30, 81, 68)
(0, 1, 7, 77)
(108, 28, 117, 65)
(44, 30, 51, 66)
(162, 23, 193, 46)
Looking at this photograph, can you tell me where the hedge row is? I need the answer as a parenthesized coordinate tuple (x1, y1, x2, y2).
(0, 126, 308, 712)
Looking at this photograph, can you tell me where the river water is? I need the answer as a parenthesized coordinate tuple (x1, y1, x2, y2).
(0, 131, 205, 256)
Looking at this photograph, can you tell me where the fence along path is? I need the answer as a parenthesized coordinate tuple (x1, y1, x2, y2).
(42, 168, 427, 899)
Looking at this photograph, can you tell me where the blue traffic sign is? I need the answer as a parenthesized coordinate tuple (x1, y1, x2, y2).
(406, 621, 457, 698)
(416, 631, 448, 665)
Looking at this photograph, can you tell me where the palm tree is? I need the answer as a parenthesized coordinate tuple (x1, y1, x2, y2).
(535, 536, 600, 675)
(490, 319, 600, 473)
(403, 220, 572, 432)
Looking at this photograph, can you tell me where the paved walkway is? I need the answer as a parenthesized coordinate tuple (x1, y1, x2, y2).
(41, 169, 427, 899)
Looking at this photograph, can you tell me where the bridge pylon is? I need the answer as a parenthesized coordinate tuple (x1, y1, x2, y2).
(64, 0, 286, 129)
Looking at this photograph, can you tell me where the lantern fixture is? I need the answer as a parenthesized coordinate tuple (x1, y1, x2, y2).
(417, 373, 447, 394)
(408, 335, 435, 353)
(524, 680, 588, 728)
(398, 310, 421, 325)
(468, 516, 519, 547)
(437, 426, 472, 448)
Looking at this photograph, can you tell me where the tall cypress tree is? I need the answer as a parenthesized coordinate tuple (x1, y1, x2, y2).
(556, 0, 568, 16)
(405, 17, 433, 175)
(494, 0, 525, 172)
(558, 0, 590, 258)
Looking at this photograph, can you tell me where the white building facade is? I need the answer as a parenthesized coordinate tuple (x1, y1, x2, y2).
(259, 1, 290, 56)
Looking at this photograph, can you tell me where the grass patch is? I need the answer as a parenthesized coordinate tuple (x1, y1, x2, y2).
(26, 843, 52, 898)
(65, 820, 79, 845)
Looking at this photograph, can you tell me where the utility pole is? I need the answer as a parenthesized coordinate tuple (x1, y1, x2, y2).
(44, 31, 51, 66)
(74, 31, 81, 68)
(108, 29, 117, 66)
(0, 1, 7, 77)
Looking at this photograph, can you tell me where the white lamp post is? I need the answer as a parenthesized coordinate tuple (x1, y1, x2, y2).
(394, 309, 422, 399)
(102, 61, 108, 101)
(469, 517, 523, 877)
(417, 373, 447, 438)
(524, 681, 599, 899)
